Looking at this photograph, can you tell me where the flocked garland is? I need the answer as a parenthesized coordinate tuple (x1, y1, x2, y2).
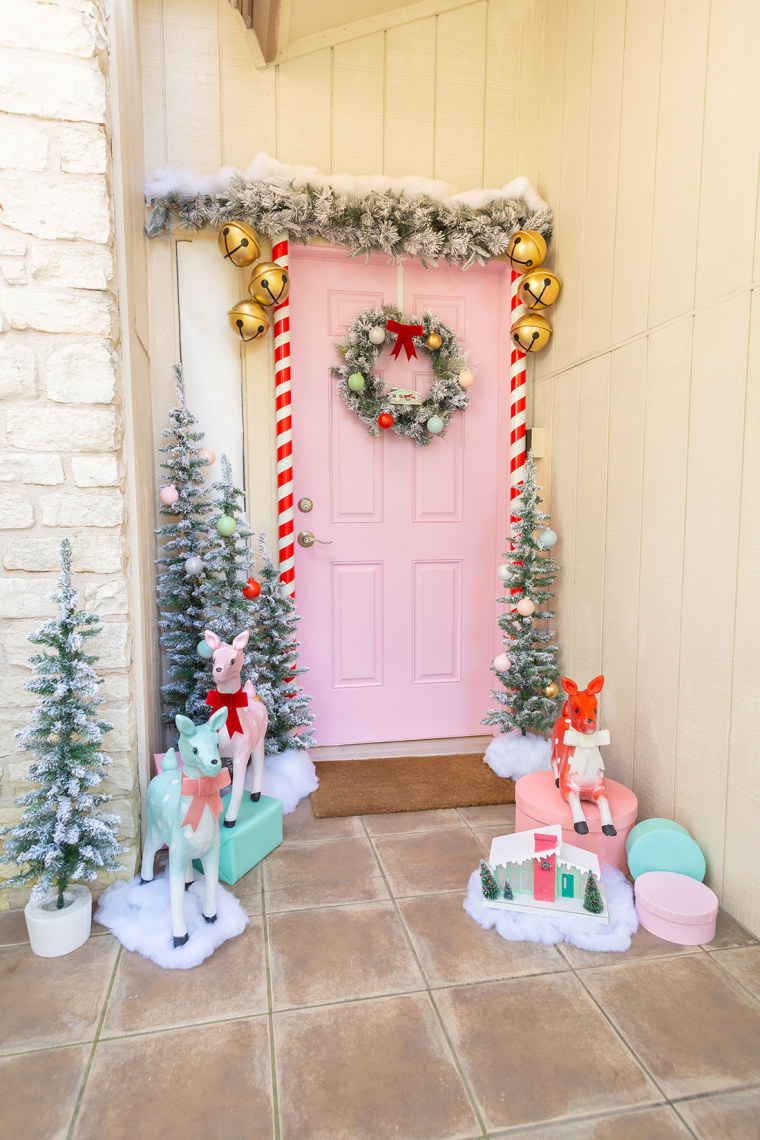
(145, 174, 552, 268)
(332, 305, 472, 445)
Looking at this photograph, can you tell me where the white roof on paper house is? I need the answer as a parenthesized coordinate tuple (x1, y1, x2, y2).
(488, 824, 600, 877)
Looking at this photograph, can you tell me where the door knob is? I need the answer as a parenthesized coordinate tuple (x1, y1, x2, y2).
(297, 530, 333, 548)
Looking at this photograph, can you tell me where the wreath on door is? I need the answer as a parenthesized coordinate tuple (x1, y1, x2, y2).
(331, 305, 475, 446)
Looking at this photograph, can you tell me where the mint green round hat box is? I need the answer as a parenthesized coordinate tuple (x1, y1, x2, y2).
(625, 817, 706, 882)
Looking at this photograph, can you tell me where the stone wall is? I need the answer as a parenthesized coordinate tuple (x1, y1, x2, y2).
(0, 0, 139, 907)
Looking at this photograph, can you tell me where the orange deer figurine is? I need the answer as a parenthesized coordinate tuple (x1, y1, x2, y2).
(550, 675, 616, 837)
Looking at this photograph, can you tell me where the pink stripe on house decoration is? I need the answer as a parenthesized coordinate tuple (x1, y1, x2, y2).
(272, 236, 294, 597)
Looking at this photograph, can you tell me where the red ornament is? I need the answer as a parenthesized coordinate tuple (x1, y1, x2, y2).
(242, 577, 261, 599)
(378, 413, 394, 429)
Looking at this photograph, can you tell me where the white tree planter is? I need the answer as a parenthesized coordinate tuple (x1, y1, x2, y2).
(24, 884, 92, 957)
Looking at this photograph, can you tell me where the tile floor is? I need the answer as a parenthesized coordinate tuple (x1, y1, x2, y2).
(2, 801, 760, 1139)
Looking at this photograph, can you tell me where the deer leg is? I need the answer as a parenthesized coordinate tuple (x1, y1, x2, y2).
(199, 834, 220, 924)
(250, 734, 265, 803)
(184, 860, 195, 890)
(169, 855, 189, 947)
(566, 791, 589, 835)
(223, 751, 246, 827)
(139, 827, 163, 884)
(596, 793, 617, 836)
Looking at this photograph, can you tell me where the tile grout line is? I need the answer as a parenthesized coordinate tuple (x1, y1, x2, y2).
(704, 948, 760, 1009)
(360, 817, 490, 1140)
(261, 866, 281, 1140)
(66, 942, 123, 1140)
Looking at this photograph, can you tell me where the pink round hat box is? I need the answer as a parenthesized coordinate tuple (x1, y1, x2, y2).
(515, 771, 638, 875)
(635, 871, 718, 945)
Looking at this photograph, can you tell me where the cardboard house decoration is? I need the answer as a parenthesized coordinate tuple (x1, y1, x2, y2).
(483, 825, 609, 922)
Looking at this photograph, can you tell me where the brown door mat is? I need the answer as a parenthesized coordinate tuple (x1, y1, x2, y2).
(310, 752, 516, 818)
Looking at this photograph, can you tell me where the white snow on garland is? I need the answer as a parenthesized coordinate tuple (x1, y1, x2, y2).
(145, 152, 552, 268)
(484, 729, 552, 780)
(464, 864, 639, 952)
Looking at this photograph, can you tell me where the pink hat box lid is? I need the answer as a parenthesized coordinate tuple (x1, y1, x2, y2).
(635, 871, 718, 926)
(515, 771, 638, 831)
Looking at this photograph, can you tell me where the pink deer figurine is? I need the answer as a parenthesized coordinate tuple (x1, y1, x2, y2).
(204, 629, 268, 828)
(550, 675, 617, 837)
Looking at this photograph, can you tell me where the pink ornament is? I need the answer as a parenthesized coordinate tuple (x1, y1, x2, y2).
(516, 596, 535, 616)
(493, 653, 511, 672)
(198, 448, 216, 465)
(159, 485, 179, 506)
(458, 369, 475, 388)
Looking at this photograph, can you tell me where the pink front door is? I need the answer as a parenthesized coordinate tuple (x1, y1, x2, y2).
(289, 247, 510, 746)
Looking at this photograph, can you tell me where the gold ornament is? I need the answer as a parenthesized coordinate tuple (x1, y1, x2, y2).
(228, 300, 270, 343)
(247, 262, 291, 307)
(543, 681, 560, 699)
(217, 222, 261, 267)
(426, 331, 442, 350)
(518, 268, 561, 311)
(511, 312, 552, 353)
(506, 229, 547, 273)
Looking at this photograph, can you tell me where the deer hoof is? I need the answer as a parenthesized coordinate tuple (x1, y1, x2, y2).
(251, 791, 261, 803)
(602, 824, 618, 837)
(173, 933, 189, 948)
(555, 778, 560, 788)
(139, 876, 152, 885)
(204, 913, 217, 925)
(184, 881, 192, 891)
(574, 821, 589, 835)
(223, 819, 236, 829)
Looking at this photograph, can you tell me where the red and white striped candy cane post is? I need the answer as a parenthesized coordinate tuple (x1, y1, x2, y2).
(272, 236, 295, 597)
(509, 267, 527, 548)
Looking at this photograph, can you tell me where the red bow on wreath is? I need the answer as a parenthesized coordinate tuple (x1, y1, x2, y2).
(386, 319, 423, 361)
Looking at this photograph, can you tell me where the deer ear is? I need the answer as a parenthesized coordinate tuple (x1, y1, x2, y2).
(175, 714, 197, 737)
(587, 675, 605, 694)
(561, 677, 577, 696)
(208, 707, 229, 733)
(232, 629, 250, 650)
(204, 630, 221, 651)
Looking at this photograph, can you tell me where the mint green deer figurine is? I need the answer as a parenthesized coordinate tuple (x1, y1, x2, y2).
(141, 708, 230, 948)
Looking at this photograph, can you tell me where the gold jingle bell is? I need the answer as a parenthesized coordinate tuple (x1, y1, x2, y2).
(506, 229, 547, 273)
(543, 681, 560, 699)
(218, 222, 261, 267)
(518, 268, 561, 311)
(228, 300, 270, 343)
(248, 262, 290, 307)
(511, 312, 552, 354)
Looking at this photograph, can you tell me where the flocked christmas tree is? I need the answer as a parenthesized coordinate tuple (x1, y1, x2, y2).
(189, 453, 259, 713)
(583, 871, 604, 914)
(248, 534, 315, 754)
(480, 860, 499, 901)
(0, 540, 124, 909)
(483, 451, 561, 736)
(156, 366, 213, 723)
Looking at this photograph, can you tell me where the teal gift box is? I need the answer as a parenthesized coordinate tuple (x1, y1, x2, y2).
(195, 793, 283, 885)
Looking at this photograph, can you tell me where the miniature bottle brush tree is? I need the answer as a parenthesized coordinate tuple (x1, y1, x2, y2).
(483, 451, 561, 736)
(0, 539, 124, 908)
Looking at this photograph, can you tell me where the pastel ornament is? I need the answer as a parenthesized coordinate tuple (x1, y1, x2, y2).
(426, 415, 444, 434)
(457, 369, 475, 388)
(497, 564, 511, 582)
(197, 639, 214, 660)
(184, 555, 204, 577)
(538, 528, 558, 548)
(347, 372, 365, 392)
(159, 485, 179, 506)
(216, 514, 237, 537)
(368, 326, 386, 345)
(198, 448, 216, 465)
(515, 596, 535, 616)
(493, 653, 511, 672)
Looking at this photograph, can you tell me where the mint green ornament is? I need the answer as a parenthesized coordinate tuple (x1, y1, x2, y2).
(426, 414, 444, 434)
(197, 639, 213, 659)
(348, 372, 365, 392)
(216, 514, 237, 537)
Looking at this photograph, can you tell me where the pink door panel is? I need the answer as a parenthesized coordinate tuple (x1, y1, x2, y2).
(289, 248, 509, 746)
